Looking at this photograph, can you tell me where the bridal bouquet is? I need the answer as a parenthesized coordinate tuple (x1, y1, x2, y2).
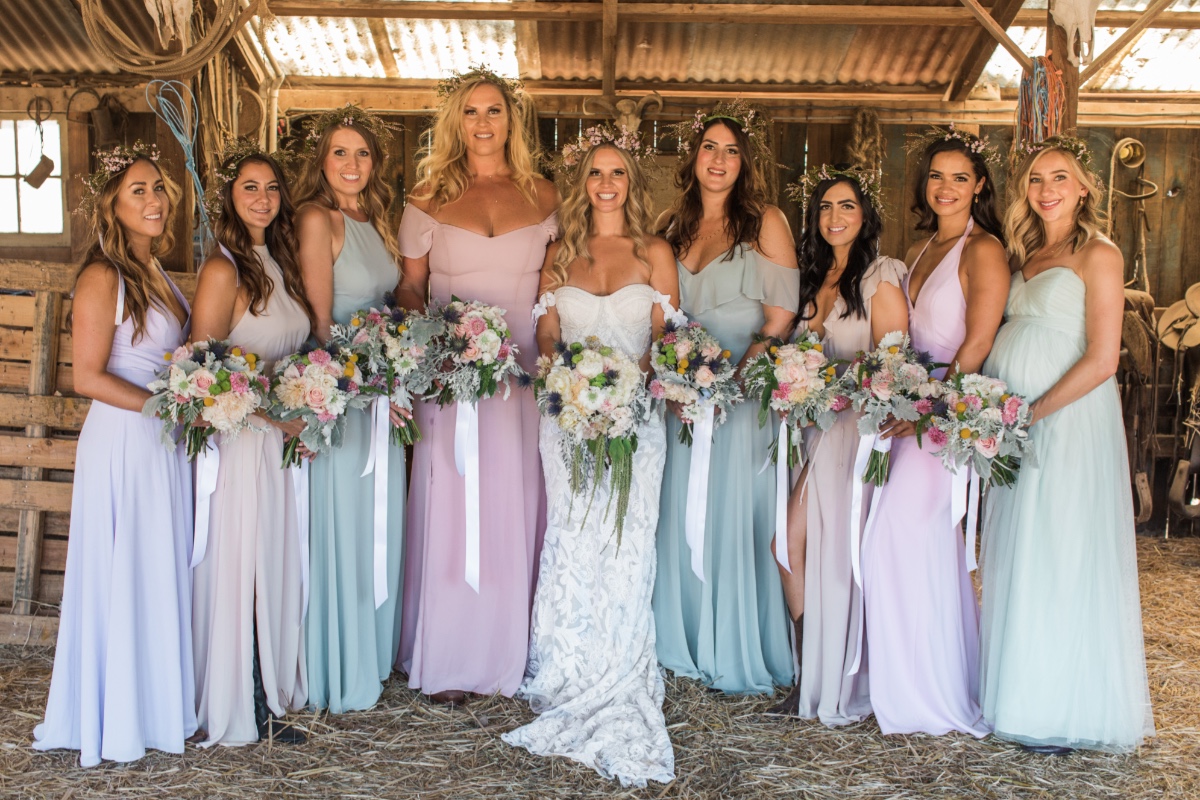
(844, 331, 943, 485)
(144, 338, 270, 460)
(742, 330, 845, 468)
(534, 337, 650, 545)
(330, 295, 437, 446)
(414, 296, 525, 406)
(648, 319, 741, 445)
(270, 343, 368, 466)
(925, 372, 1033, 487)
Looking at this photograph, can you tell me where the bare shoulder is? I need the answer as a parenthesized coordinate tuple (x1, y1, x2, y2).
(296, 202, 334, 233)
(75, 260, 120, 295)
(533, 175, 560, 216)
(756, 205, 798, 268)
(903, 237, 929, 268)
(645, 235, 676, 266)
(197, 251, 239, 288)
(963, 229, 1008, 267)
(1079, 235, 1123, 275)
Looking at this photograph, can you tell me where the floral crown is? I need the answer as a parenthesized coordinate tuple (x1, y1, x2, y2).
(77, 140, 161, 219)
(786, 164, 884, 216)
(202, 136, 266, 221)
(1012, 134, 1093, 171)
(550, 124, 655, 175)
(904, 122, 1002, 169)
(302, 103, 400, 155)
(436, 64, 524, 101)
(668, 100, 773, 163)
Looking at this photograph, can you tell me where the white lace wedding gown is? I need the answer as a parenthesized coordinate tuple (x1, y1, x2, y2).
(502, 284, 675, 787)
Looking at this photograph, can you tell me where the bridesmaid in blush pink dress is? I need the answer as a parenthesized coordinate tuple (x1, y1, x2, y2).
(860, 131, 1010, 737)
(395, 70, 558, 704)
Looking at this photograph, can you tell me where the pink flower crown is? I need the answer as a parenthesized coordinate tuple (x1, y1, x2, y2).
(77, 141, 161, 218)
(551, 125, 655, 174)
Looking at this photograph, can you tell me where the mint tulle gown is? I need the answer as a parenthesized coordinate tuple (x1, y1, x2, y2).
(306, 214, 407, 712)
(980, 266, 1154, 752)
(653, 245, 799, 694)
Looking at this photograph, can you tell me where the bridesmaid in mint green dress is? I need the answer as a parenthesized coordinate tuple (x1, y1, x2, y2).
(981, 141, 1153, 753)
(653, 107, 799, 694)
(295, 114, 406, 713)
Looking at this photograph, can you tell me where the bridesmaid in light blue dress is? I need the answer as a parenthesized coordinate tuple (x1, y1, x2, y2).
(653, 108, 799, 694)
(980, 142, 1153, 753)
(295, 114, 406, 713)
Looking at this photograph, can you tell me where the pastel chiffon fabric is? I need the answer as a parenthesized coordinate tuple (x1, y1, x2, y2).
(306, 216, 407, 712)
(398, 205, 555, 697)
(980, 267, 1154, 752)
(859, 223, 989, 737)
(653, 245, 799, 694)
(34, 273, 197, 766)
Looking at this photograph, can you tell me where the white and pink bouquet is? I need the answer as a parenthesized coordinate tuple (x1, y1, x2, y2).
(844, 331, 943, 485)
(330, 294, 438, 446)
(270, 344, 369, 466)
(649, 319, 742, 446)
(144, 338, 270, 460)
(742, 330, 845, 468)
(414, 296, 525, 406)
(534, 337, 650, 545)
(925, 372, 1033, 487)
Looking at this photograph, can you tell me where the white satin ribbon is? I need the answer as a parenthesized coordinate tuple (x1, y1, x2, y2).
(774, 420, 793, 574)
(454, 400, 481, 593)
(290, 459, 310, 624)
(191, 444, 220, 568)
(360, 398, 391, 608)
(684, 405, 715, 581)
(951, 467, 981, 572)
(848, 434, 891, 590)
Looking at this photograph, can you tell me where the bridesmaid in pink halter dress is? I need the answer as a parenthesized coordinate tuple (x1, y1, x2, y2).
(861, 132, 1010, 737)
(395, 71, 558, 704)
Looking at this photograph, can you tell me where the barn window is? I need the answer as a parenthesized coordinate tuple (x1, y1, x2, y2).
(0, 117, 68, 244)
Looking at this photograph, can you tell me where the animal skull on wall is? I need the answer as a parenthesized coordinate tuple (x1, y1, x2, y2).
(1049, 0, 1103, 67)
(582, 93, 664, 132)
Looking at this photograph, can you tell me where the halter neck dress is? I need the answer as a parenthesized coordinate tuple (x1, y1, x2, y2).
(306, 214, 407, 713)
(859, 220, 990, 737)
(192, 246, 312, 744)
(34, 265, 197, 766)
(398, 204, 556, 697)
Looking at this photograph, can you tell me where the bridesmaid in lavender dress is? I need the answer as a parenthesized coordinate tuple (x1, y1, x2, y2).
(395, 69, 558, 705)
(861, 131, 1009, 736)
(34, 152, 197, 766)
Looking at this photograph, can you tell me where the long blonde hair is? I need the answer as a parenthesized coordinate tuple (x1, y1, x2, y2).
(1004, 146, 1106, 267)
(547, 144, 653, 290)
(293, 122, 400, 261)
(73, 157, 182, 342)
(410, 75, 540, 210)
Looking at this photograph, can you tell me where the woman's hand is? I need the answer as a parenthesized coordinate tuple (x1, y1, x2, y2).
(266, 416, 305, 438)
(666, 400, 686, 421)
(389, 402, 413, 429)
(878, 415, 916, 439)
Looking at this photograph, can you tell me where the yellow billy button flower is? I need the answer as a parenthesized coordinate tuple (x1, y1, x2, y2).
(203, 396, 216, 407)
(230, 346, 243, 357)
(722, 350, 731, 359)
(163, 352, 172, 361)
(955, 401, 967, 414)
(348, 354, 359, 363)
(959, 428, 972, 439)
(769, 345, 778, 354)
(1001, 393, 1010, 402)
(397, 324, 407, 334)
(344, 364, 356, 378)
(351, 316, 362, 327)
(813, 343, 823, 352)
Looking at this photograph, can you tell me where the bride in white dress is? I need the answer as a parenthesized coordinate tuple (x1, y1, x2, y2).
(502, 139, 680, 787)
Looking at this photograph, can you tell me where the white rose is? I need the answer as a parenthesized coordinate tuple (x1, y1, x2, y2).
(575, 350, 605, 379)
(546, 367, 574, 396)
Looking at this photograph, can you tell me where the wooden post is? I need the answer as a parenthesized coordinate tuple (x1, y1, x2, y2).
(1046, 8, 1080, 133)
(12, 290, 61, 615)
(601, 0, 617, 98)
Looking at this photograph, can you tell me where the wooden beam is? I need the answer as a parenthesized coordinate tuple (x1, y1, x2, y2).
(0, 259, 197, 297)
(0, 436, 76, 471)
(601, 0, 618, 98)
(1081, 0, 1176, 85)
(947, 0, 1025, 102)
(957, 0, 1033, 74)
(0, 613, 58, 646)
(367, 19, 400, 79)
(1013, 10, 1200, 30)
(0, 480, 74, 514)
(0, 395, 91, 430)
(1047, 8, 1080, 132)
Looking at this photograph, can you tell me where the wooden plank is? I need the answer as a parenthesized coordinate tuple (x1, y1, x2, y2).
(1183, 131, 1200, 303)
(0, 435, 75, 472)
(0, 480, 73, 513)
(0, 612, 58, 646)
(1047, 9, 1080, 132)
(0, 395, 91, 430)
(957, 0, 1033, 74)
(0, 509, 68, 538)
(1015, 10, 1200, 29)
(367, 18, 400, 79)
(0, 534, 67, 571)
(0, 363, 73, 394)
(947, 0, 1025, 101)
(1081, 0, 1176, 85)
(0, 259, 197, 298)
(601, 0, 618, 98)
(1160, 129, 1188, 305)
(0, 329, 73, 364)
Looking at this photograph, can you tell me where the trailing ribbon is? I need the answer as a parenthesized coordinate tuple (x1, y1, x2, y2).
(684, 405, 716, 581)
(774, 420, 793, 574)
(191, 443, 220, 568)
(289, 459, 310, 624)
(845, 433, 891, 677)
(454, 400, 481, 593)
(360, 398, 391, 608)
(951, 467, 981, 572)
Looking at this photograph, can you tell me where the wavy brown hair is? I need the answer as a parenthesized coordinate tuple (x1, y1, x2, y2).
(547, 144, 653, 290)
(73, 157, 182, 342)
(1004, 145, 1106, 267)
(293, 122, 399, 261)
(212, 153, 315, 328)
(660, 118, 771, 261)
(797, 176, 883, 322)
(910, 138, 1004, 242)
(409, 75, 541, 210)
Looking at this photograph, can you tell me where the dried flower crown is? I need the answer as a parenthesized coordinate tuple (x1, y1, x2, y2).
(551, 124, 655, 175)
(1013, 134, 1093, 171)
(202, 136, 266, 221)
(904, 122, 1002, 168)
(302, 103, 400, 154)
(668, 100, 774, 163)
(436, 64, 525, 101)
(77, 140, 161, 219)
(787, 164, 884, 216)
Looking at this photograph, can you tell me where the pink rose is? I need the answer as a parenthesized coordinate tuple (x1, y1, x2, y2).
(927, 427, 948, 449)
(914, 398, 933, 415)
(308, 349, 331, 366)
(174, 393, 189, 404)
(230, 372, 250, 394)
(700, 344, 721, 360)
(171, 345, 191, 361)
(305, 385, 329, 410)
(694, 366, 716, 389)
(467, 316, 488, 337)
(462, 344, 480, 361)
(975, 436, 999, 458)
(674, 339, 693, 358)
(649, 380, 666, 400)
(193, 372, 215, 392)
(831, 395, 850, 412)
(803, 349, 826, 369)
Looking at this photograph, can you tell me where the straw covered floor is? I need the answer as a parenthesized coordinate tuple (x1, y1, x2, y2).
(1, 535, 1198, 799)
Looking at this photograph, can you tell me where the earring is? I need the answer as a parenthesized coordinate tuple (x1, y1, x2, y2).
(974, 194, 979, 204)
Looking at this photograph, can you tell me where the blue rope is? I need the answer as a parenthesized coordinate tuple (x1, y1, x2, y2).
(145, 80, 212, 255)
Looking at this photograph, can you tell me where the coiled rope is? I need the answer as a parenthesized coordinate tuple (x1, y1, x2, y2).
(147, 80, 213, 252)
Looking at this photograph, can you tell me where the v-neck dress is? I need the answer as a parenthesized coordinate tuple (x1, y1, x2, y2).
(398, 204, 557, 697)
